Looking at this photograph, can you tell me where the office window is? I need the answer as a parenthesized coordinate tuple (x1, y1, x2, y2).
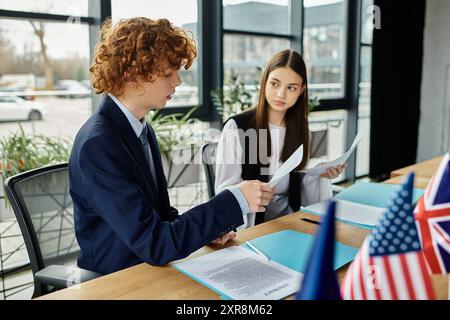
(111, 0, 199, 108)
(303, 0, 346, 99)
(221, 0, 352, 182)
(223, 0, 290, 35)
(0, 0, 89, 16)
(356, 0, 374, 177)
(223, 34, 289, 89)
(0, 18, 92, 140)
(0, 10, 94, 299)
(222, 0, 291, 105)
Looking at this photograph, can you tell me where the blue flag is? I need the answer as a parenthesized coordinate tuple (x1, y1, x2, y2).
(296, 200, 341, 300)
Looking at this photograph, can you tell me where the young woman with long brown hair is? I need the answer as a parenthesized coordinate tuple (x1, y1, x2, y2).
(215, 49, 346, 229)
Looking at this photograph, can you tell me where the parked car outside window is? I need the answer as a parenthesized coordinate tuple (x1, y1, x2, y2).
(0, 96, 47, 121)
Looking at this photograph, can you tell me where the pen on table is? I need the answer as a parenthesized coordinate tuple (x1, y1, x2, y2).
(245, 241, 270, 261)
(300, 217, 322, 225)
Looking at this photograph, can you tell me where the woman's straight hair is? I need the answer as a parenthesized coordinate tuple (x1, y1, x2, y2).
(255, 49, 310, 170)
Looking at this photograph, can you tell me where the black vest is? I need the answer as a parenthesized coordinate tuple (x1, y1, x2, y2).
(227, 108, 301, 224)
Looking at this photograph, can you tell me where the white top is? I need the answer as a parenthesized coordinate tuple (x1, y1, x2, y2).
(215, 119, 332, 230)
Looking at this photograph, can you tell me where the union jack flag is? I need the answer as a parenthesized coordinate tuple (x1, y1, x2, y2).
(414, 153, 450, 274)
(341, 173, 436, 300)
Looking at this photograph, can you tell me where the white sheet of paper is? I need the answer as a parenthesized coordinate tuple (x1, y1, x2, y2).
(268, 145, 303, 188)
(303, 199, 385, 226)
(176, 246, 302, 300)
(301, 131, 365, 175)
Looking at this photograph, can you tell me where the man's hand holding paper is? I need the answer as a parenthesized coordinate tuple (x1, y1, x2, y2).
(237, 180, 274, 213)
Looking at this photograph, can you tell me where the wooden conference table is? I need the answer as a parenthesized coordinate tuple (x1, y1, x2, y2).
(39, 156, 447, 300)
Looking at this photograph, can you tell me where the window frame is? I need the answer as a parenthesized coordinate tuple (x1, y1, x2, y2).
(218, 0, 362, 113)
(0, 9, 95, 23)
(355, 0, 374, 178)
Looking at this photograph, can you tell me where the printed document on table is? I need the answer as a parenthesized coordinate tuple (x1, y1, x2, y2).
(175, 246, 302, 300)
(301, 131, 365, 176)
(303, 199, 385, 226)
(268, 145, 303, 188)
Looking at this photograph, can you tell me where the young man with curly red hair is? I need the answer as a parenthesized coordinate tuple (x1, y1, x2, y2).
(69, 17, 273, 275)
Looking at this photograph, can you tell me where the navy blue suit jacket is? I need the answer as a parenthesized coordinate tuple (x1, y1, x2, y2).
(69, 96, 244, 275)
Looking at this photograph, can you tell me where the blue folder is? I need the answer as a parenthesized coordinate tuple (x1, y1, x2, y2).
(333, 182, 424, 208)
(303, 182, 425, 230)
(241, 229, 358, 274)
(176, 229, 359, 300)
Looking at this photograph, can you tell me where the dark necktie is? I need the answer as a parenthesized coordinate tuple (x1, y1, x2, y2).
(139, 125, 151, 167)
(139, 124, 158, 191)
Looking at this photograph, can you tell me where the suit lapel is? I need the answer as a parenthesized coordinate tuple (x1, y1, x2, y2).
(122, 131, 159, 198)
(98, 96, 160, 206)
(146, 123, 174, 212)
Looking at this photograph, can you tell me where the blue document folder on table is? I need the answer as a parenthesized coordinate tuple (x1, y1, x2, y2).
(333, 182, 424, 208)
(302, 182, 425, 229)
(241, 229, 358, 274)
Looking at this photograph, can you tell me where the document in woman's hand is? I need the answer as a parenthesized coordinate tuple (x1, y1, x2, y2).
(301, 130, 365, 175)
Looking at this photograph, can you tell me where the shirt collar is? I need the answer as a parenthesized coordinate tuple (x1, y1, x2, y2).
(108, 93, 145, 138)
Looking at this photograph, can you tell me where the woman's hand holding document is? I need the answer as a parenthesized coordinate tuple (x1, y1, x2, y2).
(301, 130, 365, 176)
(265, 129, 363, 188)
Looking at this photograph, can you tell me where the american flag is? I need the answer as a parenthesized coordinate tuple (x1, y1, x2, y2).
(341, 173, 436, 300)
(414, 153, 450, 274)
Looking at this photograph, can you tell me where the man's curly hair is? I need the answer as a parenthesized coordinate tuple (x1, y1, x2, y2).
(90, 17, 197, 96)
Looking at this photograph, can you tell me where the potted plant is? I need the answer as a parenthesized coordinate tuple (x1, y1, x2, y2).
(308, 95, 320, 113)
(0, 125, 71, 220)
(146, 107, 203, 187)
(211, 71, 255, 123)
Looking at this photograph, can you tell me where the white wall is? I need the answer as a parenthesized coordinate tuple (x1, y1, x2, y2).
(417, 0, 450, 161)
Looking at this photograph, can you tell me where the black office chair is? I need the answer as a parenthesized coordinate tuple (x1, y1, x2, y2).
(4, 163, 100, 298)
(201, 142, 218, 199)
